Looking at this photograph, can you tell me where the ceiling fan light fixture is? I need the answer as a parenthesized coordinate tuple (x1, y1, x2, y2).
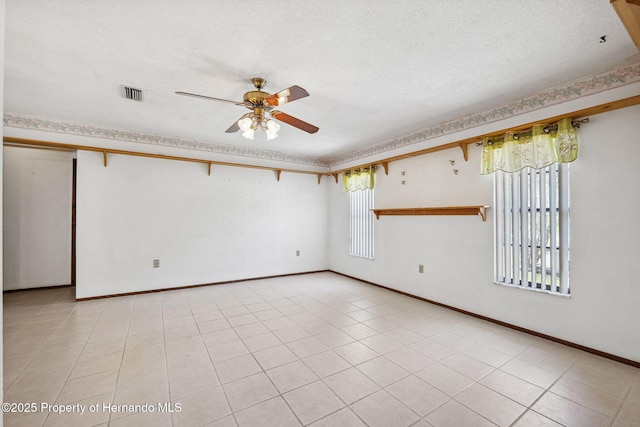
(266, 119, 280, 140)
(267, 119, 280, 133)
(266, 130, 278, 140)
(242, 128, 255, 140)
(238, 117, 252, 131)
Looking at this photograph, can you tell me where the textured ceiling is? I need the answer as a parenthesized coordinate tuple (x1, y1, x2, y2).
(4, 1, 639, 166)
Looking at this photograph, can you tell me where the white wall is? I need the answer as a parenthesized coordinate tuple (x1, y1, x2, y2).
(3, 147, 74, 290)
(76, 150, 329, 298)
(329, 105, 640, 363)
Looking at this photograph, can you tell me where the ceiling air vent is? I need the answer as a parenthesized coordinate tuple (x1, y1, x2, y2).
(123, 86, 143, 101)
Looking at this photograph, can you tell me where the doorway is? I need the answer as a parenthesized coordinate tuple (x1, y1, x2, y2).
(71, 158, 77, 286)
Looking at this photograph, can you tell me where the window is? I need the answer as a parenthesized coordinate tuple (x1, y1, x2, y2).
(349, 188, 374, 259)
(494, 163, 570, 295)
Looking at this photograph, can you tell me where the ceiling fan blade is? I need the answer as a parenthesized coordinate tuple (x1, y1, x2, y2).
(263, 86, 309, 107)
(271, 110, 319, 134)
(175, 91, 245, 106)
(225, 113, 250, 133)
(226, 122, 240, 133)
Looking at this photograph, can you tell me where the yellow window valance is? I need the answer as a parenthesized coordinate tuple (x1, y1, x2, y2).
(343, 166, 375, 192)
(480, 117, 578, 174)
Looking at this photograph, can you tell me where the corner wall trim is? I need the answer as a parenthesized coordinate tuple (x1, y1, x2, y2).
(330, 271, 640, 369)
(74, 270, 330, 301)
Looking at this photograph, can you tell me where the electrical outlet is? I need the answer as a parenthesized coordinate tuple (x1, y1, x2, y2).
(153, 259, 160, 268)
(296, 250, 300, 257)
(418, 264, 424, 273)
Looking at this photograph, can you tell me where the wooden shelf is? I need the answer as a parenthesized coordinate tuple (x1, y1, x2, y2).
(372, 206, 490, 221)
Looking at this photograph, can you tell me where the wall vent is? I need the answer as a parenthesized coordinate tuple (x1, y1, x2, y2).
(123, 86, 143, 101)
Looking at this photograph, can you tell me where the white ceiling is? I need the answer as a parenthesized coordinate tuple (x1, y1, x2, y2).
(4, 1, 639, 166)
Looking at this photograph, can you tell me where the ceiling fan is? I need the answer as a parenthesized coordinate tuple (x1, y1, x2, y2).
(176, 77, 319, 140)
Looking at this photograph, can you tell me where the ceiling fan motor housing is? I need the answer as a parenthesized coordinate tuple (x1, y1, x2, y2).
(243, 90, 271, 107)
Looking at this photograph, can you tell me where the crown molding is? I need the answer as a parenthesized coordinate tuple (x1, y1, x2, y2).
(2, 114, 329, 167)
(324, 62, 640, 166)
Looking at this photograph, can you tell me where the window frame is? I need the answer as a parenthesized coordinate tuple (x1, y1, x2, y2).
(493, 163, 570, 296)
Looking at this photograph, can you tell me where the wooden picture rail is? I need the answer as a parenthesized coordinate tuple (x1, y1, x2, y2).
(3, 137, 330, 184)
(332, 95, 640, 178)
(372, 206, 489, 221)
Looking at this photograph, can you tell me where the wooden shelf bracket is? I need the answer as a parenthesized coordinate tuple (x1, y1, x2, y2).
(381, 161, 389, 175)
(459, 143, 469, 161)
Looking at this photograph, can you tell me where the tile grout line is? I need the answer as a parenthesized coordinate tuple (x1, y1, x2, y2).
(199, 296, 240, 427)
(41, 290, 107, 427)
(3, 300, 66, 395)
(1, 288, 72, 426)
(160, 295, 177, 427)
(508, 352, 580, 426)
(260, 361, 306, 426)
(107, 295, 136, 425)
(431, 338, 536, 426)
(608, 369, 639, 426)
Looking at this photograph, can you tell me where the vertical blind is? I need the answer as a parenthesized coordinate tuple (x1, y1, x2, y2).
(349, 188, 374, 259)
(494, 163, 570, 295)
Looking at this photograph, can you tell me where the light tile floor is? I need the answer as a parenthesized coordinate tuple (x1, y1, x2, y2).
(3, 272, 639, 426)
